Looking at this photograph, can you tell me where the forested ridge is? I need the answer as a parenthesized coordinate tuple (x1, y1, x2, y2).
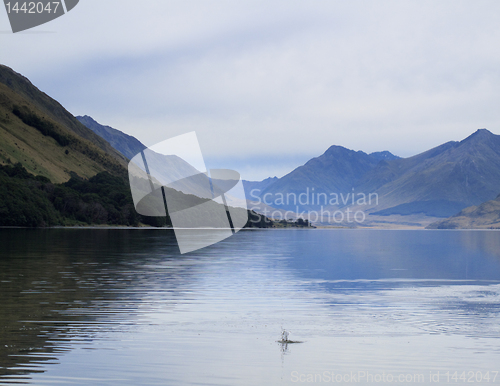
(0, 163, 274, 228)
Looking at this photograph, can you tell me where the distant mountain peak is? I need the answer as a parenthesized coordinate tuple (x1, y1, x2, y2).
(472, 128, 493, 136)
(324, 144, 355, 154)
(79, 115, 98, 123)
(323, 145, 399, 160)
(461, 128, 495, 143)
(369, 150, 400, 161)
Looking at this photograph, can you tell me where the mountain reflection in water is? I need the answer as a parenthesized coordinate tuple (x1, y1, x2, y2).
(1, 229, 500, 385)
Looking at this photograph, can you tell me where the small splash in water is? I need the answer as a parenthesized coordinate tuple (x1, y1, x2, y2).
(277, 328, 303, 344)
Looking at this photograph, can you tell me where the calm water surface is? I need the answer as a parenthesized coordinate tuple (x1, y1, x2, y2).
(1, 229, 500, 385)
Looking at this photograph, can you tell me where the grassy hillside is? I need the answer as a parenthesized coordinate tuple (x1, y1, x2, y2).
(427, 194, 500, 229)
(0, 65, 127, 183)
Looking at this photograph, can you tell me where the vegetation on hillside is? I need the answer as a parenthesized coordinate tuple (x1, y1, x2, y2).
(275, 218, 312, 228)
(12, 105, 71, 147)
(0, 163, 59, 227)
(0, 163, 277, 228)
(0, 163, 142, 227)
(0, 66, 128, 183)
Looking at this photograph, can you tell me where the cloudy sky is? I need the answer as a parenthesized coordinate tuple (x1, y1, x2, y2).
(1, 0, 500, 180)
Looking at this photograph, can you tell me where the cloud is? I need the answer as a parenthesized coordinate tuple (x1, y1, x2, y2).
(1, 0, 500, 180)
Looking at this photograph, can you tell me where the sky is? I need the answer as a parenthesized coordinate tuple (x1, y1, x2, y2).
(1, 0, 500, 180)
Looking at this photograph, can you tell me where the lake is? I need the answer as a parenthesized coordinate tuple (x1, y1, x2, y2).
(1, 229, 500, 385)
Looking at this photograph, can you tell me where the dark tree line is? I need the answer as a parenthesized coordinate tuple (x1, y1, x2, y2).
(0, 163, 275, 228)
(12, 106, 71, 147)
(0, 163, 166, 227)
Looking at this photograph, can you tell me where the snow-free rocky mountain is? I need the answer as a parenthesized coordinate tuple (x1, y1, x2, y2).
(77, 113, 500, 222)
(248, 129, 500, 219)
(5, 62, 500, 226)
(80, 112, 500, 223)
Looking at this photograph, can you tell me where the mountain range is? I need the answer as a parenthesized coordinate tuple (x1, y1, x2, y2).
(357, 129, 500, 214)
(76, 114, 500, 227)
(77, 112, 500, 226)
(2, 63, 500, 229)
(253, 147, 400, 211)
(244, 129, 500, 223)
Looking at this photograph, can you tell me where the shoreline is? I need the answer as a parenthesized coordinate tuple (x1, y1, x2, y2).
(1, 226, 499, 231)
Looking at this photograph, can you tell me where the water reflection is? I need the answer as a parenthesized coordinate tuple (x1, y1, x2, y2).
(458, 230, 500, 259)
(282, 229, 500, 282)
(0, 229, 187, 383)
(0, 229, 499, 385)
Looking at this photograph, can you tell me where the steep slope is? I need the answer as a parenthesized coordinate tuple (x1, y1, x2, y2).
(0, 65, 127, 182)
(0, 65, 125, 156)
(243, 177, 279, 200)
(257, 146, 399, 210)
(427, 193, 500, 229)
(76, 116, 214, 195)
(355, 141, 458, 194)
(249, 129, 500, 220)
(363, 129, 500, 216)
(76, 115, 146, 160)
